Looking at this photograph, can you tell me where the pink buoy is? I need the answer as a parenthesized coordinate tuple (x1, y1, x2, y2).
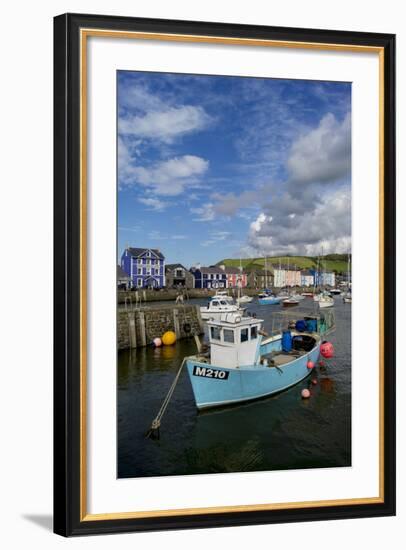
(320, 341, 334, 358)
(307, 360, 315, 370)
(318, 360, 325, 367)
(153, 337, 162, 347)
(301, 388, 311, 399)
(311, 378, 318, 385)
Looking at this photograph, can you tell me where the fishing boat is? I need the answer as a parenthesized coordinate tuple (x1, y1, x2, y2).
(200, 298, 244, 320)
(209, 290, 233, 302)
(282, 298, 299, 307)
(301, 292, 314, 297)
(186, 309, 335, 409)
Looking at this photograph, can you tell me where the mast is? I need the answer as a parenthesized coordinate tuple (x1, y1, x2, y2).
(264, 255, 268, 289)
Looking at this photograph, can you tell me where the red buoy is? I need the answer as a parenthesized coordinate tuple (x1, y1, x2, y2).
(307, 360, 315, 369)
(311, 378, 318, 385)
(320, 341, 334, 359)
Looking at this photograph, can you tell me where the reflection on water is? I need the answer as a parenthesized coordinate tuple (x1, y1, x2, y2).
(117, 298, 351, 478)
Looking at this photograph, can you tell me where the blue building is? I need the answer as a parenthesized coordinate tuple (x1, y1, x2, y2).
(310, 270, 335, 288)
(190, 266, 228, 289)
(121, 247, 165, 289)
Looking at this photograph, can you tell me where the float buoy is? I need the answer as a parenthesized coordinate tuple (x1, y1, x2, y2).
(301, 388, 311, 399)
(153, 337, 162, 347)
(307, 360, 315, 369)
(318, 360, 325, 367)
(311, 378, 318, 385)
(162, 331, 177, 346)
(320, 341, 334, 358)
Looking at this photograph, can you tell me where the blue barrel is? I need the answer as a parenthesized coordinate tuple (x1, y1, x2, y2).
(295, 320, 307, 332)
(306, 319, 317, 332)
(282, 330, 292, 352)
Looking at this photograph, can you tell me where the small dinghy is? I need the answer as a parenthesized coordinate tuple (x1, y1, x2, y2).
(282, 298, 299, 307)
(186, 309, 335, 409)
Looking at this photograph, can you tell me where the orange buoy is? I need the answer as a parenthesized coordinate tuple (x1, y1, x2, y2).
(307, 360, 315, 369)
(320, 341, 334, 358)
(162, 331, 177, 346)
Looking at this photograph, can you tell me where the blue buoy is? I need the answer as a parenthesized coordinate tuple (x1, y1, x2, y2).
(282, 330, 292, 352)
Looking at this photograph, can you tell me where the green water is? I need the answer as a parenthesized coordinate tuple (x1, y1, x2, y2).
(117, 298, 351, 478)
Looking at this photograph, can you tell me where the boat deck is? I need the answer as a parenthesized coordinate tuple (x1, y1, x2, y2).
(262, 349, 307, 367)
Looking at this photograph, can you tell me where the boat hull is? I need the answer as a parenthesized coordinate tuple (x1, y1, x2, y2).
(186, 344, 320, 409)
(258, 297, 281, 305)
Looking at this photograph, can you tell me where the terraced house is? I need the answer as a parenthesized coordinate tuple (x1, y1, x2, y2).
(121, 247, 165, 289)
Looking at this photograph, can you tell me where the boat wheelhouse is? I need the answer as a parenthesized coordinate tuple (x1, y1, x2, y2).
(186, 309, 335, 409)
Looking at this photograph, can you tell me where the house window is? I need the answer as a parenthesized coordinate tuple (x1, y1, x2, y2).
(155, 268, 159, 275)
(223, 329, 234, 343)
(240, 328, 249, 343)
(137, 278, 143, 287)
(146, 251, 151, 257)
(210, 326, 221, 341)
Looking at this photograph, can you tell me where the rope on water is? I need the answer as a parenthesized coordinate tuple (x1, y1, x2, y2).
(145, 358, 187, 440)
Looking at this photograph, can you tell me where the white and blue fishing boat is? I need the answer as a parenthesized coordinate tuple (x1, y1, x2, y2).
(258, 290, 281, 305)
(186, 309, 335, 409)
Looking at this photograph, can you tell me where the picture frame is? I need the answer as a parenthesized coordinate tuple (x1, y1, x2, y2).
(53, 12, 396, 536)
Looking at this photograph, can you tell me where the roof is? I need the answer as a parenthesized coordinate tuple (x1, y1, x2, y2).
(117, 265, 130, 279)
(301, 269, 314, 276)
(165, 263, 187, 271)
(222, 266, 243, 275)
(127, 247, 165, 259)
(200, 266, 227, 274)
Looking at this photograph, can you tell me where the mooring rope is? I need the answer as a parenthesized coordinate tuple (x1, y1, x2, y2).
(146, 357, 187, 439)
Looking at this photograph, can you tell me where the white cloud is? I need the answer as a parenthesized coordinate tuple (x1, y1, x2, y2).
(119, 106, 212, 144)
(135, 155, 209, 196)
(287, 112, 351, 184)
(190, 202, 215, 222)
(138, 197, 169, 211)
(248, 188, 351, 256)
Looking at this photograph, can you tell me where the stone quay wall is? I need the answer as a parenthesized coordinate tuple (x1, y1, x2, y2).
(117, 305, 204, 350)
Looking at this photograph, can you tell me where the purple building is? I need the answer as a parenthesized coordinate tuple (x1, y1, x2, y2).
(121, 247, 165, 289)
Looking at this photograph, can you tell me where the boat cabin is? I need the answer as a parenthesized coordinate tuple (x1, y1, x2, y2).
(206, 313, 263, 369)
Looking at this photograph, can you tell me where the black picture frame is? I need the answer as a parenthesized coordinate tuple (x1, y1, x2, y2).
(54, 12, 396, 537)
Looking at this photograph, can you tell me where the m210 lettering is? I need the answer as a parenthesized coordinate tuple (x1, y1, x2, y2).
(193, 366, 229, 380)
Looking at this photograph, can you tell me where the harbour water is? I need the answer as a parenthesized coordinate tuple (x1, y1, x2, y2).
(117, 296, 351, 478)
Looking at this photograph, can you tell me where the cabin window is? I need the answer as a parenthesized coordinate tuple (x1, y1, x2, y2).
(251, 326, 258, 340)
(212, 301, 219, 307)
(219, 300, 228, 306)
(240, 328, 249, 343)
(223, 329, 234, 343)
(210, 326, 221, 341)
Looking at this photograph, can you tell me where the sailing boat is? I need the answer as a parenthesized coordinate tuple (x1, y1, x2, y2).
(236, 258, 253, 304)
(258, 256, 280, 305)
(343, 254, 352, 303)
(316, 250, 334, 309)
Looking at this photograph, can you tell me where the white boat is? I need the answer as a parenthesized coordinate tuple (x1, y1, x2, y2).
(237, 294, 253, 304)
(282, 298, 299, 307)
(330, 289, 342, 295)
(200, 298, 244, 320)
(318, 295, 334, 309)
(289, 293, 305, 301)
(210, 292, 234, 304)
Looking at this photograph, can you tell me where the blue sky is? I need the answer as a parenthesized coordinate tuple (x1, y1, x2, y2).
(118, 71, 351, 267)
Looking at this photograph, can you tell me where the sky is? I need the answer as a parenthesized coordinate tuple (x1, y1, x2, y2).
(117, 71, 351, 267)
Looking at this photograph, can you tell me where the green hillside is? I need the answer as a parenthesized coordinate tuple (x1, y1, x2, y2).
(217, 255, 349, 274)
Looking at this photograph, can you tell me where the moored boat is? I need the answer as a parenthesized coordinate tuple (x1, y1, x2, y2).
(282, 298, 299, 307)
(200, 298, 244, 320)
(318, 295, 334, 308)
(186, 309, 335, 409)
(258, 295, 281, 305)
(237, 294, 253, 304)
